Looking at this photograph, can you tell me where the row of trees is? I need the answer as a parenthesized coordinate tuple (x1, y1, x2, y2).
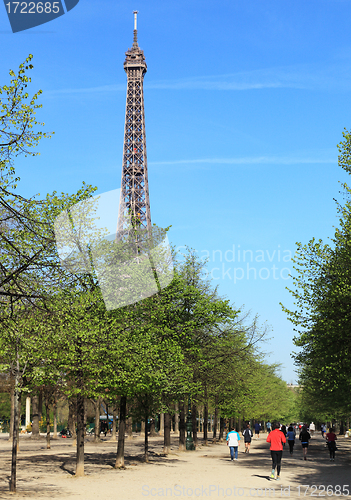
(282, 129, 351, 425)
(0, 57, 296, 492)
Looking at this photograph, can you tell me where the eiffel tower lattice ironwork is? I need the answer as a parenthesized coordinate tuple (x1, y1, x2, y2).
(117, 11, 151, 237)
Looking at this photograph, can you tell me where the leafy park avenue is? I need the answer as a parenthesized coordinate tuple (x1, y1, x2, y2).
(0, 52, 350, 496)
(0, 429, 351, 499)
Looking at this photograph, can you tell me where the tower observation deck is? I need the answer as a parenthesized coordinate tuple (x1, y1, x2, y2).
(118, 11, 151, 236)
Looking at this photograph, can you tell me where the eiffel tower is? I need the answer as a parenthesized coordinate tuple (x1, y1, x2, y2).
(117, 11, 151, 237)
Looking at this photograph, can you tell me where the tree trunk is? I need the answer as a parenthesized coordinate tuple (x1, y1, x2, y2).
(179, 401, 185, 451)
(213, 398, 218, 443)
(144, 409, 149, 462)
(192, 403, 198, 449)
(68, 399, 73, 435)
(163, 413, 171, 454)
(25, 396, 30, 431)
(45, 398, 51, 449)
(111, 405, 117, 442)
(219, 417, 225, 442)
(105, 401, 109, 436)
(68, 400, 73, 436)
(38, 390, 43, 425)
(159, 413, 164, 435)
(203, 403, 208, 445)
(53, 396, 58, 439)
(149, 418, 156, 437)
(84, 398, 87, 437)
(68, 398, 77, 443)
(126, 415, 133, 439)
(31, 393, 40, 439)
(174, 402, 179, 433)
(94, 397, 101, 443)
(10, 366, 20, 492)
(75, 393, 85, 477)
(115, 395, 126, 468)
(9, 381, 14, 441)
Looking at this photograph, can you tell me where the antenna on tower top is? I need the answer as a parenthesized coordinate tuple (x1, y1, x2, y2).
(133, 10, 138, 47)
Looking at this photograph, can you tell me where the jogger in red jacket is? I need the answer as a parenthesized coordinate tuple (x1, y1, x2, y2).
(266, 423, 286, 480)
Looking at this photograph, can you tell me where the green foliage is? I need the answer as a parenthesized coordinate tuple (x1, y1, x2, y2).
(0, 55, 96, 307)
(282, 129, 351, 418)
(0, 57, 98, 447)
(0, 55, 53, 189)
(337, 128, 351, 174)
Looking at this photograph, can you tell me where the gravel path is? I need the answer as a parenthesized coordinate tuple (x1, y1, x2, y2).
(0, 432, 350, 499)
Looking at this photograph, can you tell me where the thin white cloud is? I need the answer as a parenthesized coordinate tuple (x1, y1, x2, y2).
(43, 60, 351, 96)
(150, 156, 336, 166)
(146, 79, 286, 91)
(146, 61, 351, 91)
(43, 83, 125, 97)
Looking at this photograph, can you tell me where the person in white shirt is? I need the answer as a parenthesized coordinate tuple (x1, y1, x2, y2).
(309, 422, 315, 438)
(226, 427, 241, 461)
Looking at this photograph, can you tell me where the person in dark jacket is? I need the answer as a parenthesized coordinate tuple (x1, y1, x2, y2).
(280, 425, 287, 448)
(326, 427, 337, 461)
(243, 424, 253, 453)
(254, 422, 261, 439)
(299, 425, 311, 460)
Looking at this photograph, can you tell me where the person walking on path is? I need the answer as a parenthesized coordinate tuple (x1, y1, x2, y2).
(226, 427, 241, 461)
(266, 422, 286, 481)
(326, 427, 337, 461)
(321, 424, 327, 438)
(280, 425, 287, 448)
(254, 422, 261, 439)
(266, 421, 272, 434)
(286, 426, 296, 455)
(243, 424, 253, 453)
(309, 422, 315, 438)
(299, 425, 311, 460)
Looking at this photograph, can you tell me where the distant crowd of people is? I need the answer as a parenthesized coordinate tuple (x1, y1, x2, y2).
(226, 421, 338, 480)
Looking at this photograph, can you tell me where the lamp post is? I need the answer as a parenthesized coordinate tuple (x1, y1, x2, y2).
(186, 396, 195, 450)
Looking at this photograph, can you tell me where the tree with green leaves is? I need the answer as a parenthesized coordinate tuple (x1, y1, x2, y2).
(0, 55, 98, 491)
(0, 55, 56, 305)
(282, 129, 351, 420)
(0, 54, 49, 169)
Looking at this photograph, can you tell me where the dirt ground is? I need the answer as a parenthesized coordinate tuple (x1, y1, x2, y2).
(0, 431, 350, 499)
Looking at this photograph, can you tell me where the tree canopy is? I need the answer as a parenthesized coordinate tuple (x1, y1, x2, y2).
(282, 129, 351, 419)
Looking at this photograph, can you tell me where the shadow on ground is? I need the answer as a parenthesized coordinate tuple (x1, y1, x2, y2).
(0, 437, 186, 497)
(0, 434, 350, 497)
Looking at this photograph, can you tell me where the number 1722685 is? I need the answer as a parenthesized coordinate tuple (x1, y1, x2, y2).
(296, 485, 349, 496)
(5, 2, 61, 14)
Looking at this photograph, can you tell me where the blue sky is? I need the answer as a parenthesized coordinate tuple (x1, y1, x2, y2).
(1, 0, 351, 383)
